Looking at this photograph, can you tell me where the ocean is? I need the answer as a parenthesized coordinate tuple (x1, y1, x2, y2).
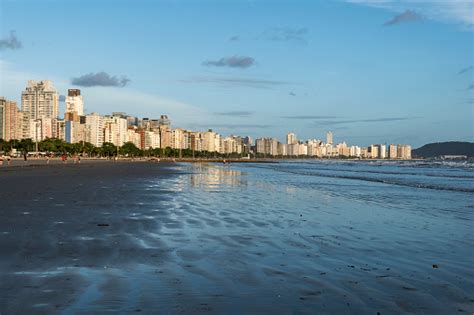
(115, 160, 473, 314)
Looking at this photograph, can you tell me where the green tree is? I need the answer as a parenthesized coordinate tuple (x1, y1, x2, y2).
(120, 142, 142, 157)
(101, 142, 117, 157)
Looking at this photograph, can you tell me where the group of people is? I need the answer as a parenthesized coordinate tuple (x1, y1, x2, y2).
(0, 153, 84, 166)
(60, 154, 81, 164)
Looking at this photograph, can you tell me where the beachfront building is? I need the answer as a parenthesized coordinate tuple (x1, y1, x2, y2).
(337, 142, 350, 157)
(85, 112, 105, 147)
(326, 131, 333, 145)
(126, 127, 142, 148)
(21, 80, 59, 120)
(397, 144, 412, 159)
(65, 89, 84, 116)
(188, 131, 203, 152)
(143, 130, 160, 149)
(171, 128, 187, 149)
(307, 139, 322, 156)
(28, 118, 53, 142)
(0, 98, 21, 141)
(278, 143, 288, 156)
(0, 97, 4, 139)
(159, 125, 172, 149)
(350, 146, 361, 157)
(256, 138, 279, 156)
(389, 144, 398, 159)
(220, 135, 243, 154)
(287, 132, 297, 145)
(370, 145, 380, 159)
(202, 130, 220, 153)
(53, 119, 66, 141)
(380, 144, 387, 159)
(287, 143, 298, 156)
(298, 142, 310, 156)
(3, 101, 20, 141)
(65, 120, 86, 143)
(104, 114, 128, 147)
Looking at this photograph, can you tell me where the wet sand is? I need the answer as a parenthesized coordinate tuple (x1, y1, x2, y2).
(0, 161, 179, 314)
(0, 161, 473, 314)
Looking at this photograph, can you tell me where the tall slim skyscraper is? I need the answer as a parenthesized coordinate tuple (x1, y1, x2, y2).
(287, 132, 297, 145)
(326, 131, 333, 145)
(21, 80, 59, 120)
(0, 97, 5, 139)
(65, 89, 84, 116)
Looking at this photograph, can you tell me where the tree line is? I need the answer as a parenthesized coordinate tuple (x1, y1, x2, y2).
(0, 138, 248, 158)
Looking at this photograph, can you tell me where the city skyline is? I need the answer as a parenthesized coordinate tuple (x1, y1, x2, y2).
(1, 80, 411, 159)
(0, 0, 473, 147)
(0, 88, 442, 164)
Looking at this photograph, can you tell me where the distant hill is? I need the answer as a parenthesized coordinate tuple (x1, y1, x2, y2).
(413, 141, 474, 158)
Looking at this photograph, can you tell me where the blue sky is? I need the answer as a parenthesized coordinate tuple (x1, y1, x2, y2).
(0, 0, 473, 147)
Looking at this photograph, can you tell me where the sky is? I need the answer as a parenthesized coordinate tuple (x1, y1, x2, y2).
(0, 0, 473, 147)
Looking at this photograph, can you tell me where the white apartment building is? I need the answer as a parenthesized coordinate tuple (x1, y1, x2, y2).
(326, 131, 333, 145)
(380, 144, 387, 159)
(103, 115, 127, 147)
(202, 130, 220, 152)
(29, 118, 53, 142)
(85, 112, 105, 147)
(21, 80, 59, 120)
(171, 128, 186, 149)
(287, 132, 297, 145)
(126, 128, 142, 148)
(65, 89, 84, 116)
(144, 130, 160, 149)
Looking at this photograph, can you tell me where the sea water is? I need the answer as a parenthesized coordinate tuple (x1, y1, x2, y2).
(146, 160, 473, 314)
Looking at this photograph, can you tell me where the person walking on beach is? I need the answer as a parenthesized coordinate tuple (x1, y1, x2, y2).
(46, 155, 50, 164)
(7, 156, 11, 166)
(23, 152, 27, 163)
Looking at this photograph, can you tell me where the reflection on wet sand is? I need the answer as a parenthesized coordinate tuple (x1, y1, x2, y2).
(189, 163, 247, 189)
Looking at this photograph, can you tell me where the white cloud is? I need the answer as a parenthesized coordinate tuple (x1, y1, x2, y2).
(346, 0, 474, 28)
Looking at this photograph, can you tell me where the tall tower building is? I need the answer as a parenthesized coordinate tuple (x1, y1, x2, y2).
(85, 112, 105, 147)
(0, 97, 5, 139)
(65, 89, 84, 116)
(287, 132, 297, 145)
(326, 131, 333, 145)
(0, 98, 20, 140)
(21, 80, 59, 120)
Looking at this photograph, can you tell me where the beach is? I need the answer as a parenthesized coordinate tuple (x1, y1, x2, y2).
(0, 160, 473, 314)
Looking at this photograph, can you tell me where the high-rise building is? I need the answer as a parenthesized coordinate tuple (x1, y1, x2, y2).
(158, 115, 171, 128)
(65, 120, 85, 143)
(397, 144, 412, 160)
(65, 89, 84, 117)
(389, 144, 397, 159)
(370, 144, 379, 159)
(104, 114, 128, 146)
(3, 100, 20, 141)
(255, 138, 279, 156)
(171, 128, 187, 149)
(85, 112, 105, 147)
(29, 118, 53, 142)
(326, 131, 333, 145)
(380, 144, 387, 159)
(0, 97, 5, 139)
(287, 132, 297, 145)
(202, 130, 220, 152)
(21, 80, 59, 120)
